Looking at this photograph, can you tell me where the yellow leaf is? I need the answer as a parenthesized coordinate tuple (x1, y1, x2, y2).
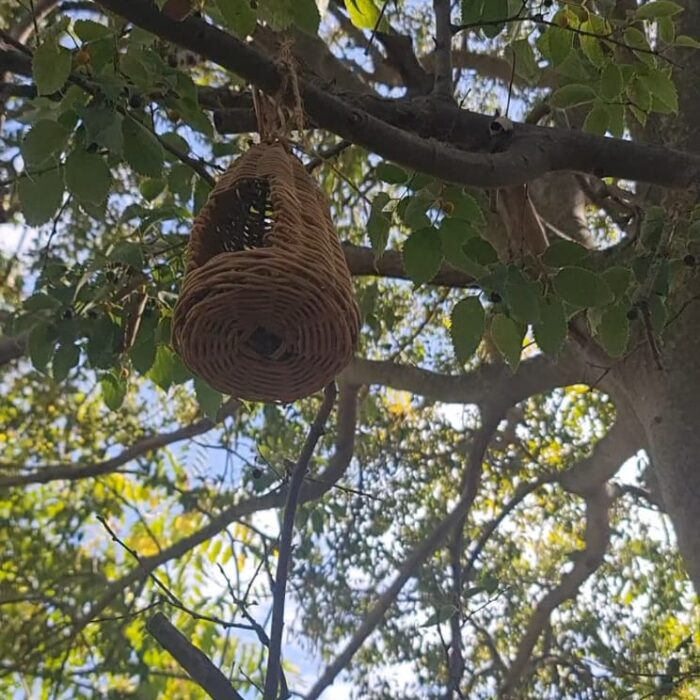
(345, 0, 380, 29)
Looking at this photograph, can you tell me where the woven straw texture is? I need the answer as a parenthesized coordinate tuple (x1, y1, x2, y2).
(173, 141, 360, 403)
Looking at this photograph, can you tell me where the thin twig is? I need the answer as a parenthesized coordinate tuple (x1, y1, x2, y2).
(305, 139, 352, 173)
(366, 0, 391, 55)
(262, 383, 338, 700)
(96, 515, 255, 632)
(451, 14, 674, 64)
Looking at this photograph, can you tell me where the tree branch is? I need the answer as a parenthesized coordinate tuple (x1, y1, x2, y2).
(0, 399, 241, 487)
(499, 484, 614, 696)
(146, 612, 245, 700)
(306, 412, 501, 700)
(342, 349, 587, 410)
(64, 385, 358, 648)
(92, 0, 700, 190)
(263, 383, 337, 700)
(432, 0, 453, 100)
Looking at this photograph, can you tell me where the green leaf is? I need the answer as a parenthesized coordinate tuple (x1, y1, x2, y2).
(450, 297, 485, 363)
(461, 0, 483, 25)
(421, 605, 458, 628)
(346, 0, 380, 29)
(601, 266, 633, 299)
(579, 21, 607, 67)
(606, 103, 625, 138)
(74, 19, 113, 42)
(122, 118, 164, 176)
(657, 15, 676, 43)
(21, 120, 69, 167)
(64, 149, 112, 205)
(401, 195, 432, 230)
(215, 0, 256, 37)
(641, 205, 665, 249)
(490, 314, 524, 371)
(583, 102, 610, 135)
(442, 188, 486, 227)
(367, 193, 391, 257)
(675, 34, 700, 49)
(548, 26, 574, 65)
(194, 176, 212, 215)
(257, 0, 294, 30)
(624, 26, 655, 64)
(168, 164, 193, 202)
(149, 345, 178, 391)
(511, 38, 539, 83)
(480, 0, 508, 38)
(635, 1, 683, 20)
(32, 41, 72, 96)
(195, 378, 223, 420)
(18, 169, 64, 226)
(28, 322, 57, 371)
(639, 69, 679, 113)
(534, 299, 567, 355)
(110, 241, 144, 269)
(505, 281, 541, 324)
(543, 240, 589, 268)
(550, 84, 597, 108)
(376, 162, 408, 184)
(553, 267, 614, 308)
(462, 237, 498, 265)
(24, 293, 62, 312)
(599, 63, 623, 100)
(293, 0, 320, 34)
(647, 295, 667, 333)
(627, 76, 652, 112)
(598, 303, 630, 357)
(81, 105, 124, 154)
(101, 372, 127, 411)
(52, 342, 80, 381)
(140, 178, 166, 201)
(440, 219, 486, 278)
(403, 228, 442, 284)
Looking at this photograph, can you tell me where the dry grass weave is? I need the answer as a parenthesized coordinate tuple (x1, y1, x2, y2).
(173, 141, 360, 402)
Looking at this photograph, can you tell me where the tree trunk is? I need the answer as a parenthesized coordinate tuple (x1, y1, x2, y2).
(616, 287, 700, 592)
(613, 0, 700, 593)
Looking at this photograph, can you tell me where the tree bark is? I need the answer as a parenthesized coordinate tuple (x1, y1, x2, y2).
(612, 0, 700, 593)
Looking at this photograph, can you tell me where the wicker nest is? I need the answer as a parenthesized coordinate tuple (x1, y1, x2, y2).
(172, 141, 360, 403)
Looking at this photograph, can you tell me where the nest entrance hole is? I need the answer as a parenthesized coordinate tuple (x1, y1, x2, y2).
(246, 326, 294, 361)
(213, 177, 274, 254)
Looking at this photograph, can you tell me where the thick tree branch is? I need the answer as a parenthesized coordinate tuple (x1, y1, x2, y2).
(342, 349, 588, 410)
(0, 399, 241, 487)
(499, 484, 614, 697)
(377, 32, 433, 95)
(147, 612, 244, 700)
(306, 412, 501, 700)
(92, 0, 700, 190)
(559, 412, 643, 496)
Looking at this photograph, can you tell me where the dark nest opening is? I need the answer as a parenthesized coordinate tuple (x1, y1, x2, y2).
(212, 177, 274, 254)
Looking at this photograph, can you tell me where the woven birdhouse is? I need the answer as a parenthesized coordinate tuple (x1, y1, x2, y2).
(172, 141, 360, 403)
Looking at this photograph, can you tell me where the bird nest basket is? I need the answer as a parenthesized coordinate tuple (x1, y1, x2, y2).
(172, 141, 360, 403)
